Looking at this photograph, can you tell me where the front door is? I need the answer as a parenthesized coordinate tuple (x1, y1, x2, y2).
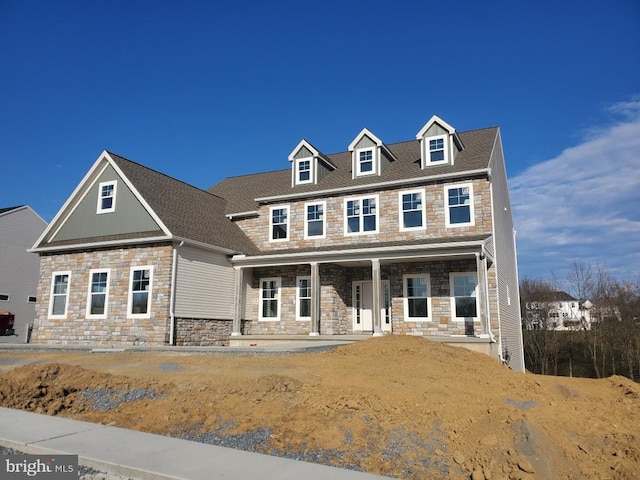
(353, 281, 391, 332)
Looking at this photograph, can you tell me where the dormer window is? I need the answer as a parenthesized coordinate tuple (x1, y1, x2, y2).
(97, 180, 117, 214)
(296, 158, 312, 184)
(289, 140, 335, 187)
(348, 128, 396, 179)
(428, 136, 447, 164)
(357, 147, 375, 175)
(416, 115, 464, 169)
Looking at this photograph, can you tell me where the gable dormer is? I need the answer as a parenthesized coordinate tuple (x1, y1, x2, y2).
(288, 140, 335, 187)
(348, 128, 397, 179)
(416, 115, 464, 168)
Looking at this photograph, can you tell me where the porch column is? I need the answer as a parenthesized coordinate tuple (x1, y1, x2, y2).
(476, 253, 489, 336)
(310, 262, 320, 336)
(371, 258, 383, 336)
(231, 266, 243, 336)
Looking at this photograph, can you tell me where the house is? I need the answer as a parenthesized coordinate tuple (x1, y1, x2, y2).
(30, 115, 525, 371)
(522, 291, 593, 331)
(0, 206, 47, 340)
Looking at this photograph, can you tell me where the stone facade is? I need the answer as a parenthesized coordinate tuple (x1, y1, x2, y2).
(175, 318, 232, 346)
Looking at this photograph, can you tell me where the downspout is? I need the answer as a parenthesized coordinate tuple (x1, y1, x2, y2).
(169, 241, 183, 345)
(477, 250, 498, 344)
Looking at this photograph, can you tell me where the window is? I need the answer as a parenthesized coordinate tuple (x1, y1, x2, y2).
(296, 276, 311, 320)
(403, 274, 431, 321)
(28, 296, 37, 303)
(97, 181, 117, 214)
(450, 273, 478, 320)
(270, 206, 289, 241)
(128, 266, 153, 317)
(399, 189, 425, 230)
(87, 269, 110, 318)
(0, 294, 8, 301)
(49, 272, 70, 318)
(429, 136, 446, 163)
(296, 158, 312, 184)
(259, 277, 280, 321)
(356, 147, 375, 175)
(305, 201, 326, 238)
(445, 183, 474, 227)
(345, 195, 378, 235)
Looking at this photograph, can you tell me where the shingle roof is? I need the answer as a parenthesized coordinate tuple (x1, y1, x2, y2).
(0, 206, 23, 215)
(208, 127, 498, 214)
(108, 153, 259, 254)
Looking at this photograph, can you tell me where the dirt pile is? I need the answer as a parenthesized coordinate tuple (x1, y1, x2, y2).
(0, 335, 638, 479)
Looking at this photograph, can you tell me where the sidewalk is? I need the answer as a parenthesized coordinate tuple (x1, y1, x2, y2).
(0, 407, 391, 480)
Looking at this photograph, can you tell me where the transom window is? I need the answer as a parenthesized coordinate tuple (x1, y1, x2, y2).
(403, 274, 431, 321)
(87, 269, 110, 317)
(296, 158, 312, 184)
(345, 195, 378, 235)
(296, 276, 311, 320)
(450, 273, 478, 320)
(128, 266, 153, 317)
(357, 148, 375, 175)
(399, 189, 425, 230)
(446, 183, 474, 227)
(270, 206, 289, 241)
(49, 272, 70, 318)
(305, 201, 325, 238)
(97, 180, 117, 214)
(259, 277, 281, 321)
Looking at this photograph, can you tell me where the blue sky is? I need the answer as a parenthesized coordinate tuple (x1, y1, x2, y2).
(2, 0, 639, 282)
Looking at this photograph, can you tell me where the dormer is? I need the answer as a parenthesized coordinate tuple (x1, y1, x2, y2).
(348, 128, 397, 179)
(416, 115, 464, 168)
(288, 139, 335, 187)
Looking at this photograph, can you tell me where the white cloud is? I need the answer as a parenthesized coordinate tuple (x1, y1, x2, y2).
(510, 104, 640, 281)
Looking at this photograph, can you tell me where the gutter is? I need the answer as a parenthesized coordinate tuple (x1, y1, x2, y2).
(169, 241, 183, 346)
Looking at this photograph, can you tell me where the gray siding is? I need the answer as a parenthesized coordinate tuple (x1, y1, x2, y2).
(53, 165, 160, 242)
(354, 135, 376, 149)
(424, 123, 448, 137)
(174, 245, 235, 319)
(294, 146, 313, 159)
(0, 207, 47, 338)
(489, 131, 525, 372)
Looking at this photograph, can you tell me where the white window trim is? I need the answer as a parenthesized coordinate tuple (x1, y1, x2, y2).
(296, 276, 311, 321)
(269, 205, 290, 242)
(86, 268, 110, 319)
(355, 147, 377, 177)
(259, 277, 281, 321)
(445, 182, 475, 227)
(398, 188, 426, 232)
(127, 266, 153, 319)
(304, 200, 326, 239)
(48, 271, 71, 319)
(295, 157, 313, 185)
(403, 274, 432, 322)
(423, 134, 449, 166)
(96, 180, 117, 214)
(343, 194, 380, 236)
(450, 272, 479, 322)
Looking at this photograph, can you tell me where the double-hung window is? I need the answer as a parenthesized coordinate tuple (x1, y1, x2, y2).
(270, 206, 289, 241)
(49, 271, 70, 318)
(305, 201, 325, 238)
(403, 274, 431, 321)
(296, 276, 311, 320)
(128, 266, 153, 318)
(450, 273, 478, 320)
(426, 135, 447, 165)
(97, 181, 117, 214)
(399, 189, 425, 230)
(445, 183, 474, 227)
(259, 277, 281, 321)
(345, 195, 378, 235)
(87, 269, 110, 318)
(356, 148, 375, 175)
(296, 158, 312, 184)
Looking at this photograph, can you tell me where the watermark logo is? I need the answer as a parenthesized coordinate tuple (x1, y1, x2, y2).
(2, 455, 77, 479)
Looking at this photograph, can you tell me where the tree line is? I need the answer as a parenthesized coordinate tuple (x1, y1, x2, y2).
(521, 260, 640, 381)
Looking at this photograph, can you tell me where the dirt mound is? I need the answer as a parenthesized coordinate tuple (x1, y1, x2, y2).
(0, 336, 638, 479)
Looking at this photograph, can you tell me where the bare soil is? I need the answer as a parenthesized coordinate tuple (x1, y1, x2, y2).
(0, 335, 638, 479)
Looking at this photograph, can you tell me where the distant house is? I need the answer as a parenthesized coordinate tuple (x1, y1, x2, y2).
(523, 291, 593, 331)
(0, 206, 47, 338)
(30, 115, 525, 371)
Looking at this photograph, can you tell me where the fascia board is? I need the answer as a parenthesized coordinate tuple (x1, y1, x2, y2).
(29, 235, 173, 253)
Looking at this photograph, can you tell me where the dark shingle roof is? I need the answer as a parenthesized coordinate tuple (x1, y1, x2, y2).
(208, 127, 498, 213)
(108, 153, 259, 254)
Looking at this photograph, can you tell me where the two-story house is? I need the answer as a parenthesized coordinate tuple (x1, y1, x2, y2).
(29, 115, 525, 371)
(523, 291, 593, 331)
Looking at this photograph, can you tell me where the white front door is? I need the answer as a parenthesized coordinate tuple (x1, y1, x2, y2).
(353, 281, 373, 331)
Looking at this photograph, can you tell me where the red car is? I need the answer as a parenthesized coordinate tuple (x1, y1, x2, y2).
(0, 312, 15, 336)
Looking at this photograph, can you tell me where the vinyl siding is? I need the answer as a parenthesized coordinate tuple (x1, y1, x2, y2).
(174, 245, 235, 319)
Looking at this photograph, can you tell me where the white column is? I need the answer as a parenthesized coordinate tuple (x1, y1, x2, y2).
(231, 267, 243, 336)
(309, 262, 320, 336)
(372, 259, 382, 336)
(476, 253, 488, 336)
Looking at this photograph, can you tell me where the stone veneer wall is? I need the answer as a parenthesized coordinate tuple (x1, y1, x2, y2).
(32, 244, 173, 345)
(175, 318, 232, 346)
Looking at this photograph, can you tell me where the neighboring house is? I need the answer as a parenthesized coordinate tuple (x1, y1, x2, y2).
(0, 206, 47, 340)
(522, 291, 593, 331)
(30, 115, 525, 372)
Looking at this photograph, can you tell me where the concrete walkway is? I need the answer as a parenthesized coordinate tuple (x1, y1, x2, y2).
(0, 407, 391, 479)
